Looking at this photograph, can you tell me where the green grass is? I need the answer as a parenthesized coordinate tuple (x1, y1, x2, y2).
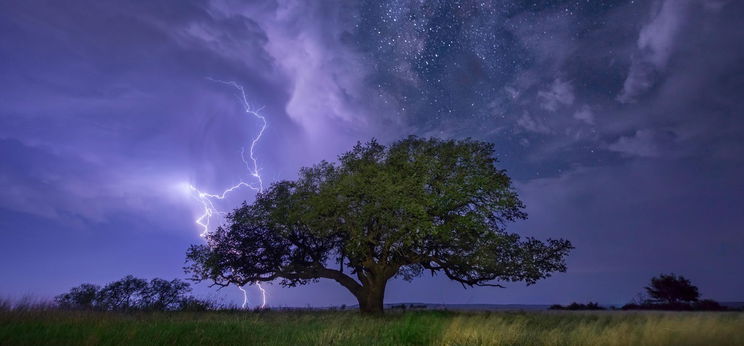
(1, 310, 743, 345)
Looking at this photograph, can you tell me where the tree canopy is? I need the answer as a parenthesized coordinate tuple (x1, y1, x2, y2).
(186, 137, 573, 313)
(645, 273, 700, 304)
(55, 275, 195, 311)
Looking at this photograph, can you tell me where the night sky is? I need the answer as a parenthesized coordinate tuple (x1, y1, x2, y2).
(1, 0, 743, 307)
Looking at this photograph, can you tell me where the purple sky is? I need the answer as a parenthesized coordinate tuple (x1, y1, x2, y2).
(1, 0, 743, 307)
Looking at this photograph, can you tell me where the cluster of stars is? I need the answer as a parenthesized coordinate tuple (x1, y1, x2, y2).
(349, 0, 621, 177)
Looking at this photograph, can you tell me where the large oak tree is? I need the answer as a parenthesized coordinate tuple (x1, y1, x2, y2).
(186, 137, 572, 313)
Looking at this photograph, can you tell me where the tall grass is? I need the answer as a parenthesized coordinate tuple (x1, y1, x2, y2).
(0, 297, 56, 312)
(438, 311, 744, 345)
(1, 309, 742, 345)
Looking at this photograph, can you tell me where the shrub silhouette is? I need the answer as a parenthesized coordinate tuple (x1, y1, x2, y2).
(622, 274, 726, 311)
(645, 273, 699, 304)
(549, 302, 605, 310)
(55, 275, 200, 311)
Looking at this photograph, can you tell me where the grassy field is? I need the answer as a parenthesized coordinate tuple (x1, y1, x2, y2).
(1, 309, 743, 345)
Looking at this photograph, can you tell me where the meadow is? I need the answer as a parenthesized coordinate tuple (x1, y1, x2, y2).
(1, 309, 743, 345)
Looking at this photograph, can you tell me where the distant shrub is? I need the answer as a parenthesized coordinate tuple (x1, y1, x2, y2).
(550, 302, 605, 310)
(622, 273, 727, 311)
(96, 276, 148, 311)
(621, 300, 727, 311)
(694, 299, 727, 311)
(645, 273, 699, 304)
(140, 278, 192, 311)
(56, 283, 100, 310)
(55, 275, 213, 312)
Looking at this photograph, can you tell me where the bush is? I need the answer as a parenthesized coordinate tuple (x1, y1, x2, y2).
(54, 275, 213, 312)
(621, 273, 727, 311)
(645, 273, 699, 304)
(550, 302, 605, 310)
(621, 300, 727, 311)
(55, 283, 100, 310)
(694, 299, 727, 311)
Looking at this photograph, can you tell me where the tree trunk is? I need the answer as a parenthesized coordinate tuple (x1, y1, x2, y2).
(356, 280, 387, 314)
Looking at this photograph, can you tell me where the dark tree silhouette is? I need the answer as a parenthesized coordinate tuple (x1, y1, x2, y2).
(55, 276, 195, 311)
(96, 275, 148, 311)
(186, 137, 573, 314)
(645, 273, 700, 304)
(549, 302, 605, 310)
(55, 283, 100, 310)
(141, 278, 192, 311)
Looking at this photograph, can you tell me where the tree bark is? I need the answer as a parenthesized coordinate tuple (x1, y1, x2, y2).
(355, 279, 387, 314)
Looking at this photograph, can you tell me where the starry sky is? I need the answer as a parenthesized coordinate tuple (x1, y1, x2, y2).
(1, 0, 743, 307)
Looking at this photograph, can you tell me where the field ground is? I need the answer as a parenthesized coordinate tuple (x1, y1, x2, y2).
(1, 310, 743, 345)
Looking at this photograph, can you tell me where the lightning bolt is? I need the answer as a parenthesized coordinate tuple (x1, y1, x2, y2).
(189, 78, 268, 309)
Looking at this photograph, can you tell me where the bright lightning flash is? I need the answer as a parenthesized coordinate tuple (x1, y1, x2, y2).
(189, 78, 268, 309)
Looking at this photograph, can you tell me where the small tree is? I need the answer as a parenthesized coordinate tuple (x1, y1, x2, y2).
(645, 273, 700, 304)
(186, 137, 573, 313)
(141, 278, 192, 311)
(96, 275, 148, 311)
(55, 283, 100, 310)
(56, 276, 196, 311)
